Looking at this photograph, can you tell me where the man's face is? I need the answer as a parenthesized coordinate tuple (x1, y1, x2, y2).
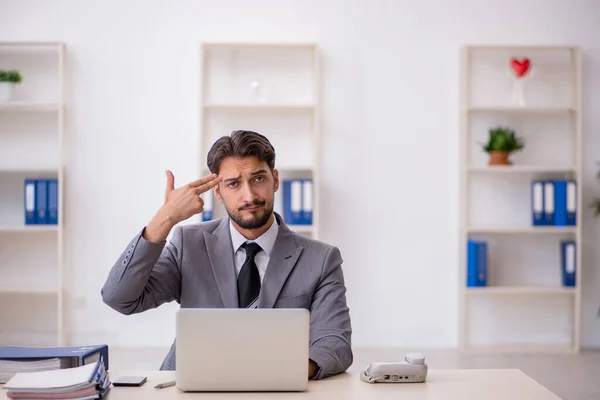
(214, 156, 279, 230)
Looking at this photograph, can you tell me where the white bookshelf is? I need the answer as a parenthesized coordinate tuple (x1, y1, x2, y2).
(0, 42, 66, 346)
(458, 45, 582, 353)
(198, 43, 320, 239)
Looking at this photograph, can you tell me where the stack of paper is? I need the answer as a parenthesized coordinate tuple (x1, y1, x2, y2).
(2, 359, 110, 399)
(0, 358, 62, 384)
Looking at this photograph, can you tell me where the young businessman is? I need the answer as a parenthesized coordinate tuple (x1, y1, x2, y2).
(101, 130, 353, 379)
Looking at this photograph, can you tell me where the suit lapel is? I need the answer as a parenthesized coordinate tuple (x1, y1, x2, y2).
(204, 218, 238, 308)
(258, 216, 303, 308)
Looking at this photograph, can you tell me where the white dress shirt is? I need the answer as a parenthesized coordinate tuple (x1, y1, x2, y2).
(229, 217, 279, 283)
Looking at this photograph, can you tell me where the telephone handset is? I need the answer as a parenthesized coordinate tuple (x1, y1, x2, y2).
(360, 352, 427, 383)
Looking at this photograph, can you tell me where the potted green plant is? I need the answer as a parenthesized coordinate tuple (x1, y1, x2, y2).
(0, 69, 23, 101)
(481, 126, 525, 165)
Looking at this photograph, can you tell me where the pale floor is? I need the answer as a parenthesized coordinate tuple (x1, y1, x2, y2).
(108, 346, 600, 400)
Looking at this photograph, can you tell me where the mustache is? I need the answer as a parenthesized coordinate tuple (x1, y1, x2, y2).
(239, 200, 266, 211)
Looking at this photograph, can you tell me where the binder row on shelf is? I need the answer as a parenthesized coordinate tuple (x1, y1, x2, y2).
(282, 179, 313, 225)
(201, 189, 214, 222)
(561, 240, 577, 287)
(466, 239, 576, 287)
(466, 240, 488, 287)
(200, 179, 314, 226)
(531, 179, 577, 226)
(24, 179, 58, 225)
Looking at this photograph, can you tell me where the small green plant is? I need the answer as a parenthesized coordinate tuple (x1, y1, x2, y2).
(481, 126, 525, 153)
(0, 70, 23, 84)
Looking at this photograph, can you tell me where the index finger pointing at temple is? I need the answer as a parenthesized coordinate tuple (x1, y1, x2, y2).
(194, 175, 222, 193)
(189, 174, 219, 188)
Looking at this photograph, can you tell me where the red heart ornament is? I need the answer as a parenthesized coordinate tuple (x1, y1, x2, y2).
(511, 57, 530, 78)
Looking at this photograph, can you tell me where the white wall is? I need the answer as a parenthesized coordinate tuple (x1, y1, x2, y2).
(3, 0, 600, 349)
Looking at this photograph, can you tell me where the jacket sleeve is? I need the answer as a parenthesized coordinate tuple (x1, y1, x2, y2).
(101, 225, 183, 315)
(308, 246, 353, 379)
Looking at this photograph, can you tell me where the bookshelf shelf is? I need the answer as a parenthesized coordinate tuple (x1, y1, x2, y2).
(286, 225, 314, 234)
(202, 42, 317, 50)
(0, 42, 66, 347)
(459, 45, 582, 353)
(0, 287, 58, 294)
(199, 42, 320, 239)
(0, 102, 60, 112)
(466, 286, 576, 295)
(466, 226, 577, 234)
(0, 225, 59, 233)
(466, 106, 575, 114)
(0, 168, 60, 174)
(203, 104, 315, 111)
(467, 165, 576, 174)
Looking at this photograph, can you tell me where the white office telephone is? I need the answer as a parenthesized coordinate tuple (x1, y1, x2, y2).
(360, 352, 427, 383)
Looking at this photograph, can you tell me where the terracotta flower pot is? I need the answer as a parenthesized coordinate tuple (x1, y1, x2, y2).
(488, 151, 512, 166)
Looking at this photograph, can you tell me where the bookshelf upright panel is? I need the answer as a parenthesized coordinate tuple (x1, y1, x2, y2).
(0, 42, 66, 346)
(458, 45, 581, 353)
(199, 43, 320, 239)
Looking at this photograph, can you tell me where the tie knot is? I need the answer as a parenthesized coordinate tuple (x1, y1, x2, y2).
(242, 242, 262, 259)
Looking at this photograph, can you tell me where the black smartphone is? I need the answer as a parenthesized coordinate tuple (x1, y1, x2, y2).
(112, 376, 147, 387)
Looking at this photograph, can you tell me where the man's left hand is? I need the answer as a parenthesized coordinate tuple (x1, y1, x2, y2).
(308, 359, 318, 378)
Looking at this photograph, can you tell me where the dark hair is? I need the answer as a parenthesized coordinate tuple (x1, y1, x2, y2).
(207, 130, 276, 174)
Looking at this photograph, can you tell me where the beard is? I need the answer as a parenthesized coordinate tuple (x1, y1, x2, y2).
(226, 199, 273, 229)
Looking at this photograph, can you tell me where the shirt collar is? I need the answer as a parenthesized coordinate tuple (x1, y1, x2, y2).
(229, 215, 279, 257)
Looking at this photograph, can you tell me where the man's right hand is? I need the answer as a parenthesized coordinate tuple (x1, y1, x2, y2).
(143, 170, 222, 243)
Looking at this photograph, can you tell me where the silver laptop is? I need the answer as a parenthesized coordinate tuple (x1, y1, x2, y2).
(175, 308, 310, 392)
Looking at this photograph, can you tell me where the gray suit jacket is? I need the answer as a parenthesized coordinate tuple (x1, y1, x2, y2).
(101, 212, 353, 379)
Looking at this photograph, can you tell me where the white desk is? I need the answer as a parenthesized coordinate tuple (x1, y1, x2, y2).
(0, 368, 561, 399)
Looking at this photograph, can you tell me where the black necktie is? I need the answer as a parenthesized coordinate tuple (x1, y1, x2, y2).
(238, 242, 262, 308)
